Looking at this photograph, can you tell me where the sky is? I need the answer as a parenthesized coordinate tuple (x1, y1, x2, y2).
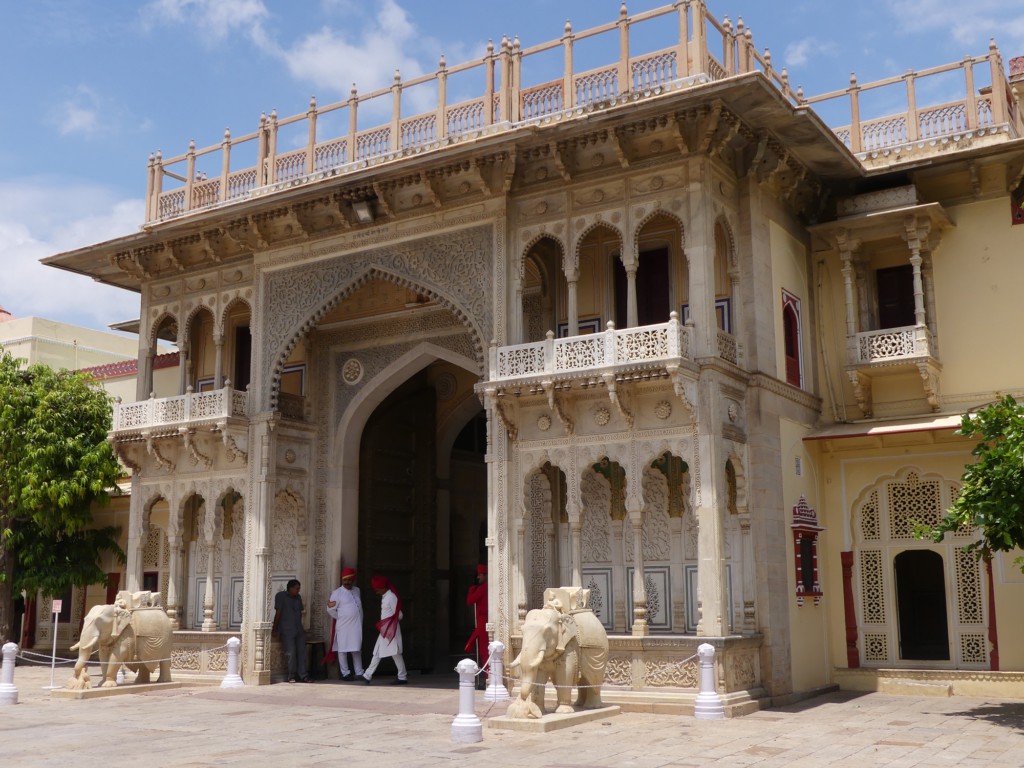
(3, 0, 1023, 334)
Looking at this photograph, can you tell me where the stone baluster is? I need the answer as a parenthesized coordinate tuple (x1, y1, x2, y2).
(562, 20, 575, 110)
(905, 72, 919, 141)
(184, 139, 196, 213)
(964, 56, 978, 131)
(220, 128, 231, 201)
(266, 109, 278, 184)
(693, 643, 724, 719)
(220, 636, 244, 688)
(722, 17, 735, 75)
(437, 55, 448, 141)
(0, 642, 18, 705)
(451, 659, 483, 743)
(617, 3, 630, 94)
(848, 73, 863, 153)
(348, 85, 359, 160)
(390, 69, 402, 153)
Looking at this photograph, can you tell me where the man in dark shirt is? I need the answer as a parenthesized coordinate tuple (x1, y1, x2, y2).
(273, 579, 311, 683)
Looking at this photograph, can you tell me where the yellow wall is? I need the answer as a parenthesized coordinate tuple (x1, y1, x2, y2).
(771, 221, 811, 386)
(780, 417, 830, 692)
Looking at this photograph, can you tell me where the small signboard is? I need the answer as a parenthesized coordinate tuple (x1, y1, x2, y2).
(51, 599, 62, 614)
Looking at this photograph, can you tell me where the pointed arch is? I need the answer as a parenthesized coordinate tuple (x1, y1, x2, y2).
(149, 311, 179, 349)
(269, 266, 486, 409)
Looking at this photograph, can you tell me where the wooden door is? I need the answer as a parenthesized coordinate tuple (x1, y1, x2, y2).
(359, 386, 437, 672)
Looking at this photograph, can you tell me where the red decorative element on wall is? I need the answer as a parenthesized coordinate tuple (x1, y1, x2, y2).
(791, 496, 823, 606)
(985, 557, 999, 672)
(840, 551, 859, 668)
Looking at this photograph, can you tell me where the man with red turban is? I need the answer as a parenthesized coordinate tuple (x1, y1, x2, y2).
(325, 567, 363, 680)
(465, 564, 488, 677)
(362, 575, 407, 685)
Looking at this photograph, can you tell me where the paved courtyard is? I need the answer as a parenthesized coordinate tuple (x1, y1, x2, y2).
(2, 665, 1023, 767)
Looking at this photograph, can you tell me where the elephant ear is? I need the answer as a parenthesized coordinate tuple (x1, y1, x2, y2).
(112, 607, 132, 637)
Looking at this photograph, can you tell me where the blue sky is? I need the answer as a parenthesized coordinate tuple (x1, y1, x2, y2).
(3, 0, 1022, 333)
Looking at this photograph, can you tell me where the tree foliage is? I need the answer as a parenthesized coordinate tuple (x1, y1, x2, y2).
(928, 395, 1024, 568)
(0, 349, 124, 642)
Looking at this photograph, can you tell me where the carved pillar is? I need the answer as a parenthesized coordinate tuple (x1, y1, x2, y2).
(178, 342, 189, 396)
(922, 252, 938, 341)
(685, 156, 716, 357)
(166, 534, 182, 630)
(628, 506, 648, 636)
(202, 500, 221, 632)
(515, 515, 527, 629)
(739, 514, 756, 632)
(213, 333, 224, 389)
(904, 217, 928, 328)
(566, 499, 582, 588)
(566, 270, 579, 337)
(124, 480, 146, 593)
(625, 265, 638, 328)
(695, 378, 728, 637)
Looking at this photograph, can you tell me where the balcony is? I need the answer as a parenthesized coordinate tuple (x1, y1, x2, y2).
(490, 315, 692, 386)
(110, 385, 249, 471)
(846, 325, 941, 417)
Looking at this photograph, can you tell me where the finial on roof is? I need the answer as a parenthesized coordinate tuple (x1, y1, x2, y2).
(564, 19, 572, 35)
(620, 2, 627, 20)
(351, 83, 358, 98)
(439, 53, 446, 70)
(310, 95, 317, 110)
(487, 38, 494, 55)
(394, 68, 401, 84)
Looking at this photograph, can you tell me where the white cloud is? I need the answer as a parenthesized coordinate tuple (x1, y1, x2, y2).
(51, 86, 102, 137)
(0, 180, 143, 330)
(888, 1, 1024, 52)
(784, 38, 837, 68)
(142, 0, 270, 45)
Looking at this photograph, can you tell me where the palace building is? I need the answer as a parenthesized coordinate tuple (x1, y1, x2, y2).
(43, 2, 1024, 706)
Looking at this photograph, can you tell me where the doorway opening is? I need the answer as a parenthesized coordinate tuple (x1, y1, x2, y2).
(894, 549, 950, 660)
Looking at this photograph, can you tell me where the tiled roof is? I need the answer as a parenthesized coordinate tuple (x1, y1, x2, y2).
(81, 351, 179, 380)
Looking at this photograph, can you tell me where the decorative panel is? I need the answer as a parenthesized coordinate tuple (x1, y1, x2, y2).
(959, 633, 987, 665)
(888, 472, 940, 539)
(627, 567, 670, 630)
(582, 568, 613, 630)
(859, 490, 880, 541)
(863, 632, 889, 662)
(859, 549, 885, 624)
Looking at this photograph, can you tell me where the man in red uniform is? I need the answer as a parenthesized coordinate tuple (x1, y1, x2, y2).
(464, 564, 488, 679)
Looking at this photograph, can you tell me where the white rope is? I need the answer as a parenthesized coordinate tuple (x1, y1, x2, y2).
(18, 642, 231, 668)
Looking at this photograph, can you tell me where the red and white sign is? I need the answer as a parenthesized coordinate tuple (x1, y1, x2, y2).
(51, 599, 62, 614)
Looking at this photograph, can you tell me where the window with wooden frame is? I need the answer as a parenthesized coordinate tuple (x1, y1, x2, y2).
(782, 289, 802, 388)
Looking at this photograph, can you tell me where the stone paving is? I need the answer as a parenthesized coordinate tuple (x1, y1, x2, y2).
(2, 665, 1024, 767)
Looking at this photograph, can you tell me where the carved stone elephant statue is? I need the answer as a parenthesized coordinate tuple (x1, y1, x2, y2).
(66, 590, 173, 689)
(507, 587, 608, 718)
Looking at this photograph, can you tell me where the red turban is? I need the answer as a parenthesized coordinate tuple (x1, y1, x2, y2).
(371, 575, 389, 591)
(341, 567, 356, 579)
(476, 564, 487, 575)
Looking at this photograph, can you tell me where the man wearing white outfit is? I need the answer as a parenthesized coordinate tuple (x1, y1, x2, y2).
(325, 567, 364, 680)
(362, 574, 407, 685)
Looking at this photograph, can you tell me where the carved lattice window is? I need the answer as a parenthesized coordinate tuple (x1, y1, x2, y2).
(859, 549, 885, 624)
(888, 472, 940, 539)
(960, 633, 987, 664)
(863, 632, 889, 662)
(859, 490, 880, 541)
(955, 549, 984, 625)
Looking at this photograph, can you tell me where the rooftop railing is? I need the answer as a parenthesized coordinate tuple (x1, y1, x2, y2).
(145, 2, 1023, 224)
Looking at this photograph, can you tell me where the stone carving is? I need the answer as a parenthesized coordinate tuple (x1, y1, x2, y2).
(507, 587, 608, 719)
(66, 591, 173, 689)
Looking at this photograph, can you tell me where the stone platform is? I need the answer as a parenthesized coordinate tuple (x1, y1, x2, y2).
(488, 705, 621, 732)
(50, 681, 183, 700)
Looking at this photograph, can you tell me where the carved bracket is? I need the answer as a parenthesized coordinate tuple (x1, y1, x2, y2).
(491, 395, 518, 442)
(917, 361, 942, 412)
(180, 427, 212, 468)
(666, 365, 697, 421)
(143, 432, 175, 471)
(541, 379, 574, 434)
(846, 369, 873, 418)
(601, 372, 633, 429)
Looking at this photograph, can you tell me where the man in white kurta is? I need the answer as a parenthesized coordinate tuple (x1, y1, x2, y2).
(326, 567, 363, 680)
(362, 575, 407, 685)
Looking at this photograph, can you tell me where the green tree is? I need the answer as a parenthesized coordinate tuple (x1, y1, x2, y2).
(927, 395, 1024, 569)
(0, 349, 124, 644)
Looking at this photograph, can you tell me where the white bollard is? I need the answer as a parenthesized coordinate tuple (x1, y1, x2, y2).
(220, 637, 244, 688)
(451, 658, 483, 743)
(693, 643, 725, 720)
(0, 642, 19, 705)
(483, 640, 510, 702)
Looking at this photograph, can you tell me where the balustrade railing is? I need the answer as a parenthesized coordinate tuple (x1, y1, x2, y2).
(145, 2, 1022, 223)
(492, 314, 690, 380)
(112, 385, 250, 432)
(854, 325, 933, 364)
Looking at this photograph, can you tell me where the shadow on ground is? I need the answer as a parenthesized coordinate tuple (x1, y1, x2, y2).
(942, 701, 1024, 731)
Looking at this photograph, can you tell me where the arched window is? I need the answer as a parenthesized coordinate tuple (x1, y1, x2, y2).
(782, 289, 802, 388)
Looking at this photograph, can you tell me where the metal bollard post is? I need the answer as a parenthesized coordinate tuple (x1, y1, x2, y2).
(0, 642, 19, 705)
(484, 640, 510, 702)
(220, 637, 244, 688)
(451, 658, 483, 743)
(693, 642, 725, 720)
